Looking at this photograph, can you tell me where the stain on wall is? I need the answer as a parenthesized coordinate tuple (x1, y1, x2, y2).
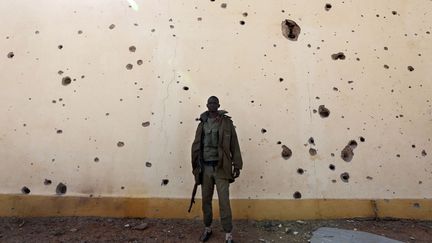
(0, 0, 431, 201)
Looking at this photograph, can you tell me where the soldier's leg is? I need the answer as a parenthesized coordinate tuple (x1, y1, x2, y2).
(201, 165, 215, 227)
(215, 177, 233, 233)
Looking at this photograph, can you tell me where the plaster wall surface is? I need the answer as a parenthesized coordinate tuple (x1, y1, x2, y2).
(0, 0, 431, 203)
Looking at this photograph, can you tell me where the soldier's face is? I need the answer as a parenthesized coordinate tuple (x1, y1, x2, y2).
(207, 98, 220, 112)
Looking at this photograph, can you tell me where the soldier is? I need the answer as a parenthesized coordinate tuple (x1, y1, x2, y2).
(191, 96, 243, 243)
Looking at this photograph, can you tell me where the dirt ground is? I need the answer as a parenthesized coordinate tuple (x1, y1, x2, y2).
(0, 217, 431, 242)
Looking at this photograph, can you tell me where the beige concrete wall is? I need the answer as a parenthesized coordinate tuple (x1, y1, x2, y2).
(1, 0, 431, 202)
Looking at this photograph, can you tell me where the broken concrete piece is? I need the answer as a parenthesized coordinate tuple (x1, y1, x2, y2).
(132, 222, 148, 230)
(310, 227, 403, 243)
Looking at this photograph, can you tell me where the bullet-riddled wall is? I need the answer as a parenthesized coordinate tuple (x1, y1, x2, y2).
(1, 0, 431, 219)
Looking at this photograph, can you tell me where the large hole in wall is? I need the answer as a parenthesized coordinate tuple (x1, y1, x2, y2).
(56, 183, 67, 195)
(62, 76, 71, 86)
(21, 186, 30, 194)
(341, 145, 354, 162)
(281, 145, 292, 159)
(340, 172, 350, 182)
(281, 19, 301, 41)
(161, 179, 169, 186)
(318, 105, 330, 118)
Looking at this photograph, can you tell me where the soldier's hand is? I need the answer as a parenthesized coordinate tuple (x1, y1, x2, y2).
(233, 168, 241, 178)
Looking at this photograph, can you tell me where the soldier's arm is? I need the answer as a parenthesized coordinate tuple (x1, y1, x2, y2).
(230, 121, 243, 170)
(191, 124, 201, 171)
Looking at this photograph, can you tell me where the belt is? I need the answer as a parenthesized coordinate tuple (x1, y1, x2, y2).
(203, 160, 218, 166)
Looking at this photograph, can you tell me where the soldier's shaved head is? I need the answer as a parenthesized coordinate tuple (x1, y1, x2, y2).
(207, 96, 219, 104)
(207, 96, 220, 113)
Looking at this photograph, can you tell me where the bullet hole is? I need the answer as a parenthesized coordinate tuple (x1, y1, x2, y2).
(383, 64, 389, 69)
(340, 172, 350, 182)
(58, 70, 64, 75)
(421, 150, 427, 156)
(239, 20, 245, 25)
(129, 46, 136, 52)
(297, 168, 304, 174)
(126, 64, 133, 70)
(221, 3, 227, 8)
(242, 12, 248, 17)
(56, 129, 63, 134)
(331, 153, 335, 157)
(348, 80, 354, 84)
(331, 52, 345, 60)
(309, 148, 317, 156)
(277, 141, 282, 145)
(62, 76, 71, 86)
(7, 52, 14, 58)
(109, 24, 115, 29)
(318, 105, 330, 118)
(142, 121, 150, 127)
(197, 17, 202, 21)
(21, 186, 30, 194)
(333, 87, 338, 91)
(94, 157, 99, 162)
(407, 66, 414, 72)
(413, 203, 420, 208)
(261, 128, 267, 134)
(366, 176, 373, 180)
(411, 144, 416, 148)
(35, 30, 39, 34)
(44, 179, 52, 185)
(396, 154, 400, 158)
(137, 60, 143, 65)
(56, 183, 67, 195)
(121, 186, 125, 190)
(329, 164, 335, 170)
(281, 19, 301, 41)
(183, 86, 189, 91)
(332, 179, 337, 183)
(348, 140, 357, 149)
(78, 30, 83, 34)
(341, 145, 354, 162)
(392, 11, 397, 15)
(359, 136, 365, 142)
(325, 3, 332, 11)
(308, 137, 315, 145)
(293, 191, 302, 199)
(146, 162, 152, 167)
(117, 141, 125, 147)
(161, 179, 169, 186)
(279, 77, 284, 82)
(384, 46, 388, 50)
(281, 145, 292, 159)
(58, 45, 63, 49)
